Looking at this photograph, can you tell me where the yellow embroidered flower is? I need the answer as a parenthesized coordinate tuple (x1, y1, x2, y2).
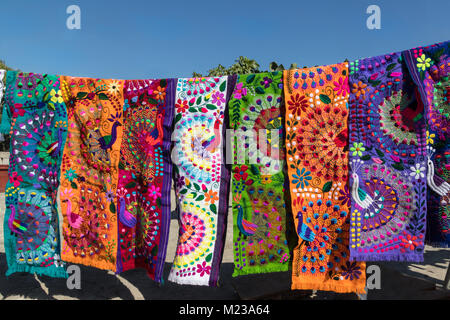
(107, 81, 120, 95)
(50, 89, 64, 104)
(416, 54, 431, 71)
(426, 131, 435, 145)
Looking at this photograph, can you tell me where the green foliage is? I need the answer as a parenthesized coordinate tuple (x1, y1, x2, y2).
(193, 57, 298, 77)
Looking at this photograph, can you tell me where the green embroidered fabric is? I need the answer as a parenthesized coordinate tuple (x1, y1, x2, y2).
(229, 72, 292, 276)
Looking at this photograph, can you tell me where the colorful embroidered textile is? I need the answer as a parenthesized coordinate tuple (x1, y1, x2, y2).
(404, 41, 450, 247)
(348, 52, 428, 261)
(228, 72, 291, 276)
(169, 76, 234, 286)
(115, 79, 175, 282)
(284, 64, 366, 293)
(59, 77, 124, 271)
(1, 71, 67, 277)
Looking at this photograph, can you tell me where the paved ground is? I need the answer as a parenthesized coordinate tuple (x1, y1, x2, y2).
(0, 193, 449, 300)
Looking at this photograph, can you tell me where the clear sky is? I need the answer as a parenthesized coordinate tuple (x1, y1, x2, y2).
(0, 0, 449, 79)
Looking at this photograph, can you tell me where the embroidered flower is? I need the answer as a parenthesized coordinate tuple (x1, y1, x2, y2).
(50, 89, 64, 104)
(291, 168, 312, 189)
(64, 168, 78, 182)
(154, 86, 166, 101)
(175, 98, 188, 113)
(61, 188, 74, 200)
(350, 142, 366, 157)
(351, 81, 369, 99)
(107, 81, 121, 95)
(233, 165, 248, 181)
(149, 185, 161, 200)
(9, 172, 23, 188)
(260, 76, 272, 88)
(416, 54, 431, 71)
(340, 261, 361, 280)
(409, 163, 425, 180)
(233, 82, 247, 99)
(105, 189, 114, 202)
(196, 261, 211, 277)
(175, 175, 185, 189)
(333, 76, 349, 96)
(400, 234, 420, 251)
(205, 190, 219, 204)
(338, 185, 350, 207)
(211, 91, 225, 106)
(287, 93, 308, 116)
(426, 131, 435, 145)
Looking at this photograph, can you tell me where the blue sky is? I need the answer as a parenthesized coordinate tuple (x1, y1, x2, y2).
(0, 0, 449, 79)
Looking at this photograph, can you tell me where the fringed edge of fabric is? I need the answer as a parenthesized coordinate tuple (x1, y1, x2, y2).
(291, 280, 367, 294)
(232, 263, 290, 277)
(349, 252, 424, 262)
(61, 255, 117, 273)
(6, 264, 68, 279)
(167, 272, 210, 287)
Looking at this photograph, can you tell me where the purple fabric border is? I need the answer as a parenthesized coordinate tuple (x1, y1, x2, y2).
(155, 78, 176, 283)
(208, 74, 237, 287)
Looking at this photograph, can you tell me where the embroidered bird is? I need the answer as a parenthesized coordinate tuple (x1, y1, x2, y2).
(236, 202, 258, 237)
(427, 158, 450, 200)
(202, 117, 222, 152)
(62, 198, 83, 229)
(351, 172, 375, 209)
(145, 114, 164, 146)
(296, 210, 315, 242)
(118, 197, 137, 228)
(91, 112, 122, 151)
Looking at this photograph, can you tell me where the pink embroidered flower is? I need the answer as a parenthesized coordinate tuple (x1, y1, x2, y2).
(9, 172, 23, 188)
(333, 77, 349, 96)
(211, 91, 225, 106)
(196, 261, 211, 277)
(148, 185, 161, 200)
(233, 82, 247, 100)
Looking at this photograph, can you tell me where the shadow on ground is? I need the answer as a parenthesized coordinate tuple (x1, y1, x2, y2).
(0, 249, 449, 300)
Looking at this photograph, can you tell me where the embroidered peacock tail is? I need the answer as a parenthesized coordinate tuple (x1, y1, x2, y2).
(229, 72, 292, 276)
(403, 41, 450, 247)
(0, 71, 68, 278)
(348, 51, 428, 261)
(59, 77, 124, 271)
(284, 63, 366, 294)
(169, 75, 234, 287)
(115, 78, 174, 282)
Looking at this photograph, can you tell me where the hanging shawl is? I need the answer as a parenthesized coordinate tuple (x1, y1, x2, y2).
(403, 41, 450, 248)
(228, 72, 292, 276)
(0, 71, 67, 277)
(59, 77, 124, 271)
(115, 79, 175, 282)
(168, 75, 234, 286)
(348, 52, 428, 261)
(284, 63, 366, 294)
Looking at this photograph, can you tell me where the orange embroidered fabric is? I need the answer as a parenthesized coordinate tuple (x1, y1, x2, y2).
(284, 63, 366, 293)
(59, 77, 124, 271)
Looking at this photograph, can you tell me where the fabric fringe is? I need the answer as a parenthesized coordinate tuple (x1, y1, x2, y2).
(232, 263, 290, 277)
(6, 264, 68, 279)
(291, 281, 367, 294)
(61, 255, 116, 272)
(167, 273, 210, 287)
(350, 253, 424, 263)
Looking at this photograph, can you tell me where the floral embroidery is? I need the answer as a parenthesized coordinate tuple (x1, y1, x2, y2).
(229, 72, 291, 277)
(349, 51, 427, 261)
(285, 64, 366, 294)
(169, 76, 230, 286)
